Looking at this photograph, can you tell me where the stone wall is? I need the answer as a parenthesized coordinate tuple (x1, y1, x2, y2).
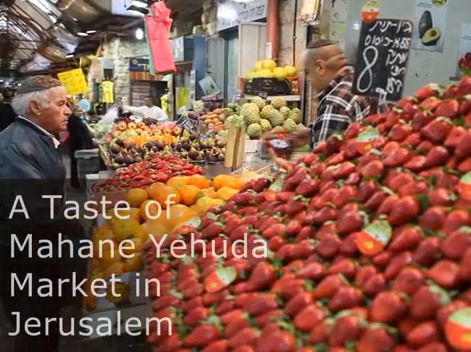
(87, 38, 148, 102)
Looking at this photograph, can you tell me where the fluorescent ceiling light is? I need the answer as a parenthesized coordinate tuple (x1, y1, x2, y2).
(77, 32, 88, 36)
(66, 54, 74, 58)
(132, 0, 148, 8)
(87, 30, 97, 34)
(135, 28, 144, 40)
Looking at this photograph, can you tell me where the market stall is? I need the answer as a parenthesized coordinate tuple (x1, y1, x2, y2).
(120, 76, 471, 351)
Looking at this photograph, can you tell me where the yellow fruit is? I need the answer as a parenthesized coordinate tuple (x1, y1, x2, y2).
(121, 237, 144, 257)
(259, 69, 274, 78)
(273, 67, 287, 80)
(262, 59, 277, 70)
(126, 188, 148, 207)
(216, 187, 239, 201)
(142, 220, 172, 238)
(98, 249, 122, 270)
(188, 174, 211, 189)
(284, 65, 298, 77)
(104, 262, 125, 277)
(195, 196, 214, 213)
(255, 60, 263, 71)
(107, 208, 141, 224)
(112, 218, 140, 241)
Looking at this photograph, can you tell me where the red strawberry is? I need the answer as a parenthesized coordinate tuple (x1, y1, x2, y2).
(329, 315, 363, 347)
(365, 190, 388, 211)
(256, 329, 296, 352)
(328, 286, 362, 312)
(419, 206, 447, 230)
(183, 325, 220, 347)
(355, 265, 377, 286)
(336, 210, 363, 234)
(339, 232, 361, 256)
(428, 188, 456, 206)
(442, 209, 471, 235)
(413, 237, 443, 266)
(201, 340, 229, 352)
(307, 319, 334, 344)
(385, 251, 413, 280)
(332, 185, 358, 208)
(404, 155, 427, 171)
(388, 196, 421, 226)
(421, 118, 453, 143)
(458, 157, 471, 172)
(183, 307, 210, 327)
(436, 299, 469, 328)
(415, 84, 441, 101)
(370, 291, 407, 323)
(328, 258, 357, 279)
(383, 147, 412, 167)
(228, 327, 259, 348)
(285, 292, 313, 317)
(311, 206, 338, 224)
(255, 310, 284, 327)
(417, 140, 435, 153)
(389, 226, 423, 252)
(386, 172, 414, 192)
(427, 260, 461, 289)
(402, 132, 423, 148)
(388, 123, 412, 141)
(398, 180, 428, 196)
(419, 96, 441, 111)
(315, 234, 341, 258)
(455, 130, 471, 158)
(445, 126, 467, 148)
(312, 274, 346, 299)
(373, 251, 393, 268)
(443, 85, 458, 99)
(458, 75, 471, 96)
(293, 304, 326, 332)
(377, 194, 400, 215)
(412, 110, 435, 131)
(411, 285, 450, 320)
(356, 325, 397, 352)
(406, 321, 439, 348)
(424, 146, 449, 168)
(458, 247, 471, 281)
(442, 227, 471, 260)
(417, 343, 448, 352)
(360, 160, 385, 178)
(392, 267, 424, 296)
(358, 179, 378, 202)
(362, 273, 387, 297)
(435, 99, 460, 118)
(295, 178, 320, 197)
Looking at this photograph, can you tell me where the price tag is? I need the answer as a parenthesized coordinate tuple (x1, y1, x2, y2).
(355, 220, 392, 256)
(57, 68, 89, 95)
(353, 19, 414, 101)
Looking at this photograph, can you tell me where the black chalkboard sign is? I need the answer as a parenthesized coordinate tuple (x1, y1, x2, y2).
(176, 116, 198, 133)
(352, 19, 414, 102)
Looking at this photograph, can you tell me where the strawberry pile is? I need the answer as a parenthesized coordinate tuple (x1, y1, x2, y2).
(144, 76, 471, 352)
(95, 154, 204, 191)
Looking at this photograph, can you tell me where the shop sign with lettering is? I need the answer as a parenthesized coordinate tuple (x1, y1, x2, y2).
(129, 58, 150, 72)
(217, 0, 268, 31)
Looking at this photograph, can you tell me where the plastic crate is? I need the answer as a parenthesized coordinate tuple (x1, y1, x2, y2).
(75, 149, 101, 187)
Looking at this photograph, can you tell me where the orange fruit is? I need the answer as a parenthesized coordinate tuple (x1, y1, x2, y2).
(188, 174, 211, 189)
(213, 174, 244, 190)
(124, 256, 144, 272)
(179, 184, 202, 206)
(126, 188, 148, 207)
(199, 187, 217, 199)
(166, 204, 197, 230)
(104, 262, 125, 277)
(147, 183, 181, 208)
(97, 249, 121, 270)
(216, 187, 239, 201)
(167, 176, 190, 189)
(139, 199, 164, 221)
(112, 218, 140, 241)
(121, 237, 144, 257)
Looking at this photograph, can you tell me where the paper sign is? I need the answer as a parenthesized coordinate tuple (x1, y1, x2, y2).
(457, 23, 471, 76)
(413, 0, 448, 53)
(57, 68, 89, 95)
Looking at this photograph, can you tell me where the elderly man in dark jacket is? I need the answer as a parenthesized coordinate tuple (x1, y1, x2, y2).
(0, 76, 81, 352)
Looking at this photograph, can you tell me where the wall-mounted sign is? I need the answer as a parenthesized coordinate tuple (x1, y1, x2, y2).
(57, 68, 89, 96)
(217, 0, 268, 32)
(129, 58, 150, 72)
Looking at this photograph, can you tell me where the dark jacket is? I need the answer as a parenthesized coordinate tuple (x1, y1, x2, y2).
(67, 115, 94, 153)
(0, 118, 74, 245)
(0, 102, 17, 132)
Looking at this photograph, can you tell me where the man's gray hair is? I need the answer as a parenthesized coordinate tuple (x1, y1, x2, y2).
(11, 89, 51, 117)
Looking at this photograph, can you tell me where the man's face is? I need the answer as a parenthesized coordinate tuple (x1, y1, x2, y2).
(303, 45, 346, 93)
(31, 86, 71, 134)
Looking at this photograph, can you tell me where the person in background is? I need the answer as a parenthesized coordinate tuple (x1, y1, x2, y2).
(303, 39, 373, 148)
(122, 96, 169, 122)
(0, 91, 17, 132)
(0, 75, 83, 352)
(67, 104, 95, 189)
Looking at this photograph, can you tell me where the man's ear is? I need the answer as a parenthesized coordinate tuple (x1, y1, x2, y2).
(315, 59, 326, 75)
(30, 100, 42, 116)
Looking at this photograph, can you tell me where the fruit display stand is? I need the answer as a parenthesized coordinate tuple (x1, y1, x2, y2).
(138, 76, 471, 351)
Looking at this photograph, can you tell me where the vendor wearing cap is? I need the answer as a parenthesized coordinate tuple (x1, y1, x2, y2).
(0, 76, 79, 351)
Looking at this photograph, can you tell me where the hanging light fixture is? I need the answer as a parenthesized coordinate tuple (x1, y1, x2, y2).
(135, 27, 144, 40)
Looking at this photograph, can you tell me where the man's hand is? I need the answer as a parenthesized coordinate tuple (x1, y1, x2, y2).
(268, 147, 292, 171)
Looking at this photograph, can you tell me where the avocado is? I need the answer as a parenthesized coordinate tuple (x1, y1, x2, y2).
(419, 10, 433, 38)
(422, 27, 441, 46)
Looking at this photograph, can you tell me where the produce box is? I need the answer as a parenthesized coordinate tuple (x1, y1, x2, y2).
(244, 77, 299, 96)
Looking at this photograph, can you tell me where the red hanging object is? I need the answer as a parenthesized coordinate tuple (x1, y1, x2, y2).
(145, 1, 177, 74)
